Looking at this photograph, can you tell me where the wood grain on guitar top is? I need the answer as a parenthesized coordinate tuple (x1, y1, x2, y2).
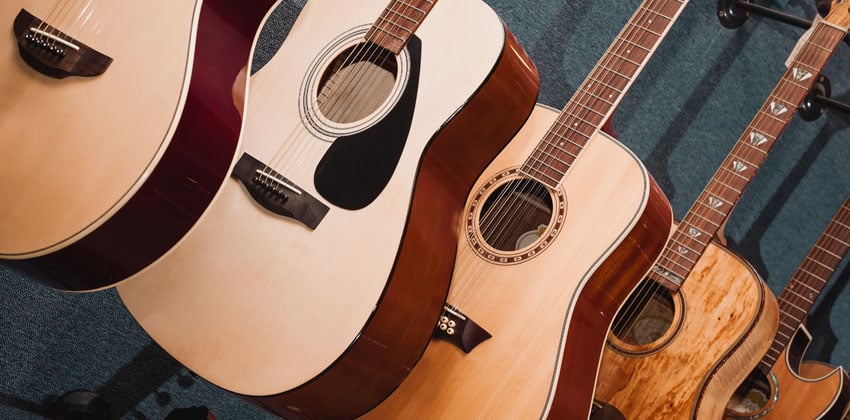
(362, 104, 671, 419)
(0, 0, 198, 257)
(119, 0, 539, 417)
(595, 239, 779, 419)
(1, 0, 279, 290)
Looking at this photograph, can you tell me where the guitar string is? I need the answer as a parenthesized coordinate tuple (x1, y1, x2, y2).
(732, 193, 850, 410)
(264, 13, 395, 173)
(452, 0, 668, 308)
(263, 0, 425, 179)
(36, 0, 96, 51)
(624, 24, 836, 338)
(771, 197, 850, 353)
(473, 0, 665, 251)
(611, 18, 841, 348)
(458, 8, 645, 296)
(36, 0, 71, 44)
(317, 1, 436, 136)
(66, 0, 100, 41)
(450, 0, 673, 308)
(52, 0, 94, 49)
(603, 0, 711, 340)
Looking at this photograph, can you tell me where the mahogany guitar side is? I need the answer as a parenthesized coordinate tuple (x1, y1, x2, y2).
(362, 104, 671, 419)
(119, 0, 539, 418)
(595, 239, 779, 419)
(0, 0, 279, 290)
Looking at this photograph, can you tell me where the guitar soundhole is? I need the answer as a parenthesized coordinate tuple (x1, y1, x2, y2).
(316, 43, 398, 124)
(609, 280, 683, 353)
(725, 369, 777, 418)
(479, 178, 553, 252)
(466, 169, 566, 264)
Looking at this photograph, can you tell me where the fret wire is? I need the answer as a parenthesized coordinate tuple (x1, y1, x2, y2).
(521, 165, 560, 185)
(789, 278, 820, 294)
(666, 240, 699, 264)
(823, 231, 850, 247)
(797, 266, 827, 281)
(533, 146, 573, 164)
(546, 130, 587, 149)
(608, 49, 641, 67)
(374, 16, 414, 33)
(384, 7, 420, 23)
(627, 21, 662, 37)
(587, 74, 624, 94)
(833, 218, 850, 230)
(727, 146, 762, 167)
(370, 26, 405, 42)
(756, 109, 788, 125)
(806, 256, 834, 271)
(707, 177, 743, 195)
(394, 0, 430, 14)
(655, 254, 692, 274)
(778, 320, 799, 330)
(780, 289, 813, 305)
(525, 0, 689, 184)
(597, 62, 631, 81)
(617, 35, 652, 52)
(813, 243, 843, 259)
(683, 208, 722, 229)
(566, 99, 606, 119)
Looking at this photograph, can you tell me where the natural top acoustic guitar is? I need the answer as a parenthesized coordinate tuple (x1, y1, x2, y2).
(0, 0, 280, 291)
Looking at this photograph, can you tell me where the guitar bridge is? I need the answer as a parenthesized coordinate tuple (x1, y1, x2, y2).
(231, 153, 329, 229)
(13, 9, 112, 78)
(434, 303, 491, 353)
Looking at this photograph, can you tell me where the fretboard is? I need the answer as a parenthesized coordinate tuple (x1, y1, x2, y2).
(756, 194, 850, 373)
(365, 0, 437, 54)
(648, 18, 848, 290)
(520, 0, 688, 188)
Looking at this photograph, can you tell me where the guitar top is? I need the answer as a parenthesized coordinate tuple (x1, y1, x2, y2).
(0, 0, 279, 290)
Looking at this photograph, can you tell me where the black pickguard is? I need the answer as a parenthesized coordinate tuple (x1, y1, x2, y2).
(313, 36, 422, 210)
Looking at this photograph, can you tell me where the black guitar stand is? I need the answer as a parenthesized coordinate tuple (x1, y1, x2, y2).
(716, 0, 850, 121)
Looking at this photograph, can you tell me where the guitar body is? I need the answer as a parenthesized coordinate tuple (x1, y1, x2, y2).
(363, 105, 672, 419)
(118, 0, 539, 417)
(595, 240, 779, 419)
(726, 325, 849, 420)
(0, 0, 279, 290)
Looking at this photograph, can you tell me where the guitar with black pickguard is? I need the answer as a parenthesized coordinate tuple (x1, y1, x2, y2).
(117, 0, 539, 417)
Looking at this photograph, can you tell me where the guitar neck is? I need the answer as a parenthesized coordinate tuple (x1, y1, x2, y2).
(649, 17, 849, 290)
(756, 194, 850, 372)
(520, 0, 688, 189)
(366, 0, 437, 54)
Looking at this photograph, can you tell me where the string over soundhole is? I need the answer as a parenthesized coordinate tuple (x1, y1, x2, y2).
(608, 279, 684, 354)
(465, 168, 566, 264)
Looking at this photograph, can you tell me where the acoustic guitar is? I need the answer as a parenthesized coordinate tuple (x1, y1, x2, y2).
(594, 3, 850, 418)
(118, 0, 539, 418)
(0, 0, 279, 291)
(725, 193, 850, 419)
(364, 0, 687, 418)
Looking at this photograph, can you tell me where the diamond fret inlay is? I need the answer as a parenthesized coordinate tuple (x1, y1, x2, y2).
(689, 227, 701, 238)
(678, 245, 689, 255)
(732, 161, 747, 173)
(770, 101, 788, 116)
(708, 196, 723, 208)
(792, 67, 812, 82)
(750, 132, 768, 146)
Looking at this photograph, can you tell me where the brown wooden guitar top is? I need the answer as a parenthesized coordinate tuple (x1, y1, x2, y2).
(595, 238, 779, 419)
